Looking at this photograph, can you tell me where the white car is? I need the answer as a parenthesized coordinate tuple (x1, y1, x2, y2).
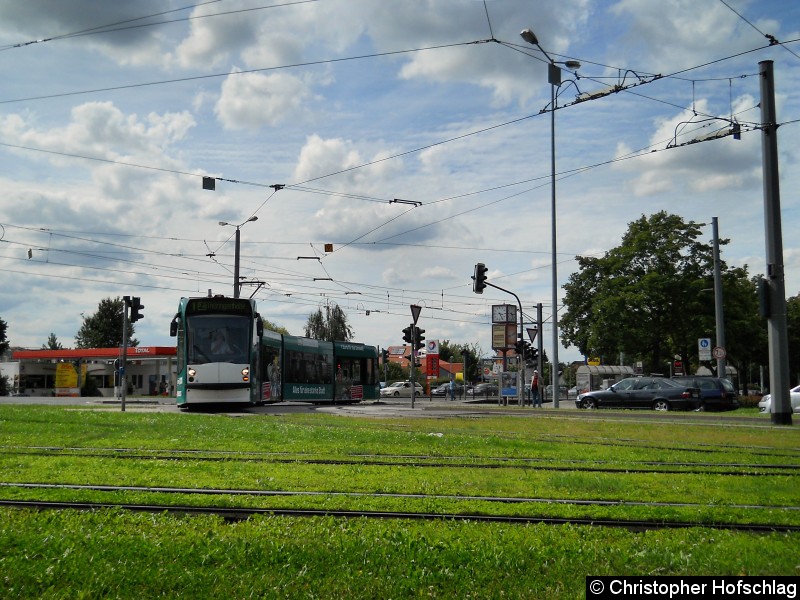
(758, 384, 800, 413)
(380, 381, 424, 398)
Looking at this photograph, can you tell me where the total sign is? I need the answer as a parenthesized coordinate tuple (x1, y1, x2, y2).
(426, 340, 439, 355)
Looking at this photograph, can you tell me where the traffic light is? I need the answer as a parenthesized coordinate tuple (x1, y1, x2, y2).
(402, 326, 413, 344)
(526, 345, 538, 366)
(130, 297, 144, 323)
(381, 349, 388, 363)
(472, 262, 488, 294)
(414, 327, 426, 352)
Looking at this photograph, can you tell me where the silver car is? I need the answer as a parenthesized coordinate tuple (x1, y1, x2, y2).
(758, 385, 800, 413)
(380, 381, 424, 398)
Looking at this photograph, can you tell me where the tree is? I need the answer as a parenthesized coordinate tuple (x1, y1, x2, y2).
(560, 211, 762, 374)
(42, 333, 63, 350)
(261, 318, 290, 336)
(304, 303, 353, 342)
(437, 340, 483, 383)
(75, 297, 137, 349)
(0, 316, 8, 358)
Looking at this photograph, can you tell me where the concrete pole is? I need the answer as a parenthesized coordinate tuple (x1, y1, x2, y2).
(549, 80, 560, 408)
(712, 217, 727, 378)
(759, 60, 792, 425)
(121, 296, 129, 412)
(234, 226, 241, 299)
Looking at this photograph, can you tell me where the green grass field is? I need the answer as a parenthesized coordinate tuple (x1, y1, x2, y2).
(0, 404, 797, 598)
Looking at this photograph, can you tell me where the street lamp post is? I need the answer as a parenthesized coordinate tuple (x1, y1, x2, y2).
(520, 28, 579, 409)
(219, 216, 258, 298)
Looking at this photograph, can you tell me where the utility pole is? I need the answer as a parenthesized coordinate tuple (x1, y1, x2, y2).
(120, 296, 130, 412)
(712, 217, 726, 378)
(759, 60, 791, 425)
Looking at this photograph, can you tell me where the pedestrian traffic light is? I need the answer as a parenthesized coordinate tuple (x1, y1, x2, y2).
(472, 262, 488, 294)
(130, 297, 144, 323)
(402, 326, 413, 344)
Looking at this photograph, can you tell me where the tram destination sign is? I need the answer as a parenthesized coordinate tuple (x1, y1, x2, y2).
(186, 298, 252, 315)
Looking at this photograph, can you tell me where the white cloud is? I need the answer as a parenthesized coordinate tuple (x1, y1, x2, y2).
(215, 71, 315, 129)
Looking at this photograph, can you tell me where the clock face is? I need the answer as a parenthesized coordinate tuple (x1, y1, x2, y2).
(492, 305, 507, 323)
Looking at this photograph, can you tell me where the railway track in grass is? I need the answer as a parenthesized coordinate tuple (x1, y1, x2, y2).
(1, 498, 797, 533)
(2, 446, 799, 476)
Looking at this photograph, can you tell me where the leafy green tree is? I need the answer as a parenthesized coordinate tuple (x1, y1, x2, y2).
(304, 303, 353, 342)
(41, 332, 63, 350)
(437, 340, 482, 383)
(786, 294, 800, 385)
(261, 318, 290, 336)
(384, 361, 406, 382)
(560, 211, 762, 374)
(0, 316, 8, 357)
(75, 297, 137, 349)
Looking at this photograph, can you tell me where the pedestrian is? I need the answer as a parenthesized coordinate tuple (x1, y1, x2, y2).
(531, 370, 541, 408)
(449, 379, 455, 401)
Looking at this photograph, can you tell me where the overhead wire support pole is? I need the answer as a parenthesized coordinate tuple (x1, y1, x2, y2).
(520, 28, 577, 409)
(758, 60, 791, 426)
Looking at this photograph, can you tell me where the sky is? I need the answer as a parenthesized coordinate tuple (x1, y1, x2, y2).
(1, 0, 799, 365)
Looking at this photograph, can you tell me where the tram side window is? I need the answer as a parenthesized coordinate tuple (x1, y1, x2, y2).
(285, 350, 332, 384)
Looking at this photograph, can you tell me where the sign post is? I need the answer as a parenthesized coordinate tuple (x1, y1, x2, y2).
(410, 305, 421, 408)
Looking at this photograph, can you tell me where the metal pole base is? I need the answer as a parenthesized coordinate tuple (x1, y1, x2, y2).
(771, 412, 793, 426)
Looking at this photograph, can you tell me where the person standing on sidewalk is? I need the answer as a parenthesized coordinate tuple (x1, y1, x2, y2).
(530, 370, 541, 408)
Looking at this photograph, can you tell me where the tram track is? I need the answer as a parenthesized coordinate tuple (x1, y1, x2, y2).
(1, 445, 797, 477)
(3, 481, 798, 512)
(1, 498, 796, 533)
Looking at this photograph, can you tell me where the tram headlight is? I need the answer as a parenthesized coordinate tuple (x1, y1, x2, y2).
(241, 367, 249, 382)
(188, 368, 196, 382)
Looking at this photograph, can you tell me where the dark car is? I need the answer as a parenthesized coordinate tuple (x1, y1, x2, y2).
(469, 382, 498, 397)
(431, 383, 464, 397)
(671, 376, 739, 411)
(575, 376, 701, 411)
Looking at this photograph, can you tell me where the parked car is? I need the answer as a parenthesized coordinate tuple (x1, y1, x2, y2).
(576, 376, 701, 411)
(671, 376, 739, 411)
(431, 383, 464, 396)
(468, 382, 498, 397)
(380, 381, 424, 398)
(544, 384, 569, 399)
(758, 385, 800, 414)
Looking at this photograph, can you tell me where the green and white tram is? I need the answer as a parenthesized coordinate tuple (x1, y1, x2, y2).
(171, 295, 380, 408)
(254, 331, 380, 404)
(170, 296, 263, 408)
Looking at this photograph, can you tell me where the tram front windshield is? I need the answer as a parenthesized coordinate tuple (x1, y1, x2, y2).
(187, 315, 250, 365)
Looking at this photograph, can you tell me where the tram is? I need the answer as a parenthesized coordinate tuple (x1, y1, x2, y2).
(170, 295, 380, 408)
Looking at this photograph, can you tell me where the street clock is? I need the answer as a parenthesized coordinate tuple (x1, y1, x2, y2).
(492, 304, 516, 324)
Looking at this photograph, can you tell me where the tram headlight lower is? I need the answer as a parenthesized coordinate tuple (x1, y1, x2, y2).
(242, 367, 250, 382)
(188, 368, 196, 382)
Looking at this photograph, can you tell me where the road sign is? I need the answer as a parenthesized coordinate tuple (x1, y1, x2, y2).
(712, 346, 727, 360)
(698, 337, 712, 361)
(410, 304, 421, 325)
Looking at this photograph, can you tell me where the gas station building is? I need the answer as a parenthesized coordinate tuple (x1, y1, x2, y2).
(7, 347, 176, 397)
